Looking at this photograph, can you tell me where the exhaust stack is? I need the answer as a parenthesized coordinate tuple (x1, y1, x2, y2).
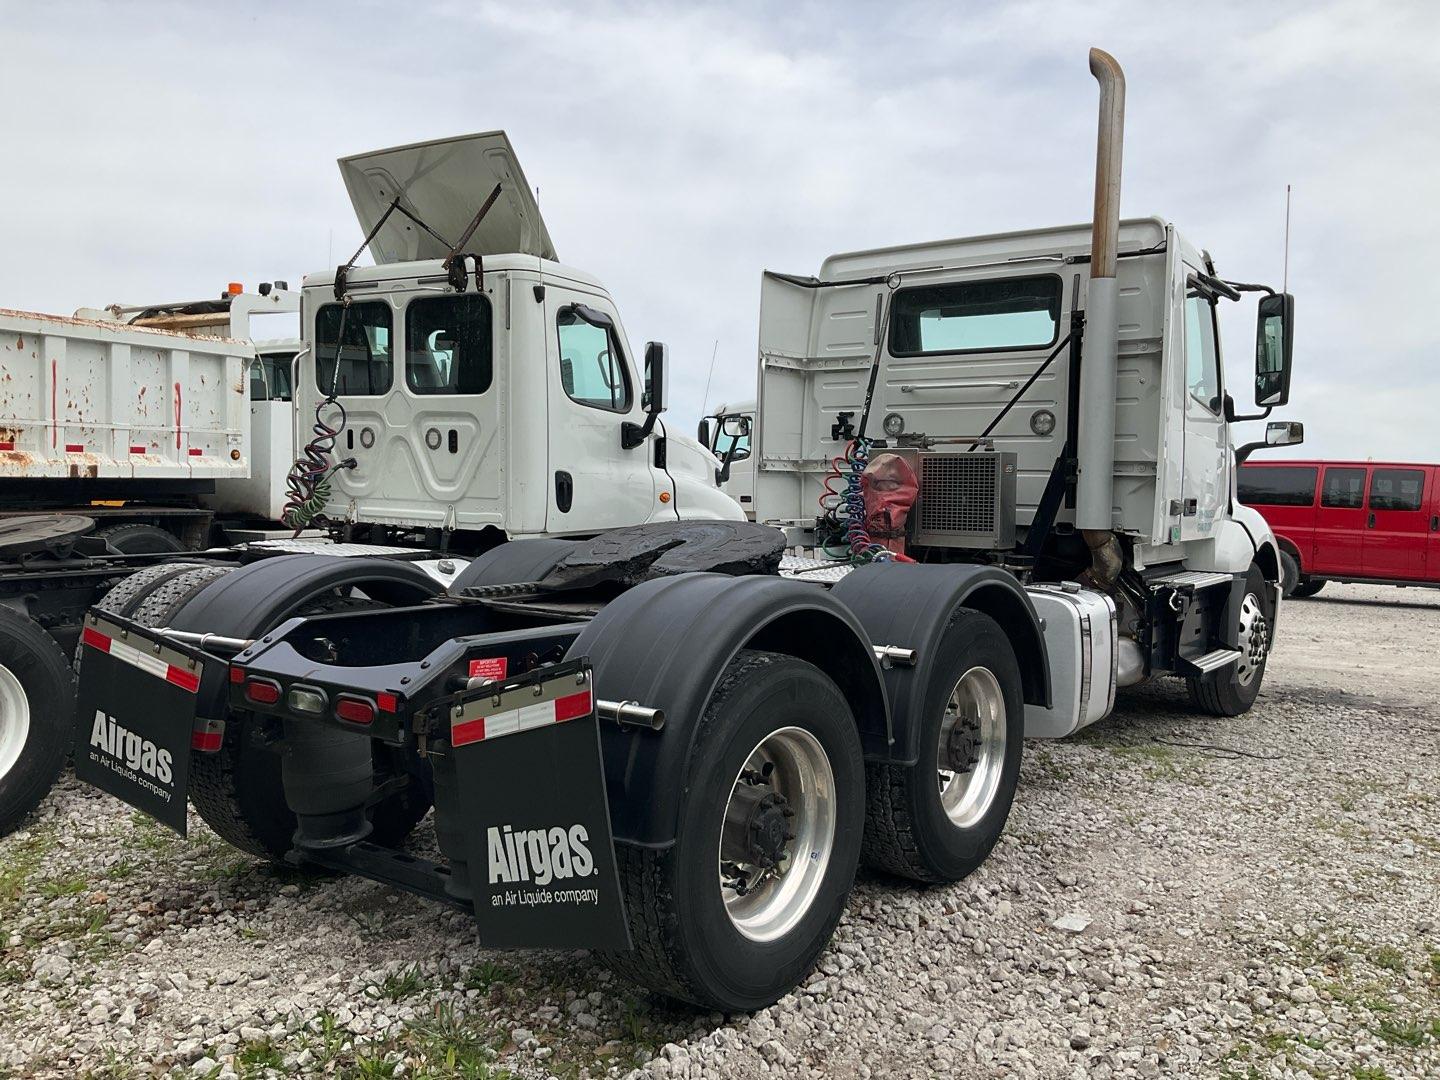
(1075, 47, 1126, 533)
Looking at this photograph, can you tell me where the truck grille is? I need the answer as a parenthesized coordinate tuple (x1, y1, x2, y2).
(912, 451, 1016, 550)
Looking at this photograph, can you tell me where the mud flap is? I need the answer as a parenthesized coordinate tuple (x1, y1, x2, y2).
(448, 662, 630, 951)
(72, 613, 220, 835)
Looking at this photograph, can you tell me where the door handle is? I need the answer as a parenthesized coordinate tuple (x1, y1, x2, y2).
(554, 471, 573, 514)
(1367, 512, 1376, 528)
(1431, 514, 1438, 532)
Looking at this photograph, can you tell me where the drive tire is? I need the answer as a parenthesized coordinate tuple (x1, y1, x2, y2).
(95, 523, 186, 554)
(0, 608, 75, 837)
(601, 650, 864, 1011)
(88, 560, 435, 859)
(1278, 550, 1300, 598)
(1290, 578, 1326, 599)
(1187, 563, 1275, 717)
(861, 610, 1023, 884)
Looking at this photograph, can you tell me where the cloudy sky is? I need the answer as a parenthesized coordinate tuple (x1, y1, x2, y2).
(3, 0, 1436, 461)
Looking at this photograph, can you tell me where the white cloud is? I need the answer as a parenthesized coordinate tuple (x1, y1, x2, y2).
(0, 0, 1435, 460)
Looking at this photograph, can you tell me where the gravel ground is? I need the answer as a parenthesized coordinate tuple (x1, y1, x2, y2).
(2, 582, 1436, 1079)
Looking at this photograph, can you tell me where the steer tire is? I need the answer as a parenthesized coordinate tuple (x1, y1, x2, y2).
(95, 523, 186, 554)
(861, 610, 1024, 884)
(0, 608, 75, 837)
(600, 650, 864, 1011)
(1278, 551, 1300, 598)
(1187, 564, 1275, 717)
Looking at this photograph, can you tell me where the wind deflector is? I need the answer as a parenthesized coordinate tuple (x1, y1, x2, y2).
(338, 131, 557, 264)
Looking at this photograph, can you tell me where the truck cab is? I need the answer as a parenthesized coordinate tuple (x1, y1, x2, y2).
(745, 211, 1301, 719)
(302, 133, 742, 547)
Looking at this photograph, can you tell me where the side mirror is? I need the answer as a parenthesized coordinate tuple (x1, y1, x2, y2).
(1266, 419, 1304, 447)
(719, 414, 752, 462)
(714, 413, 753, 484)
(643, 342, 668, 415)
(697, 417, 713, 449)
(621, 341, 668, 450)
(1235, 418, 1304, 465)
(1254, 292, 1295, 407)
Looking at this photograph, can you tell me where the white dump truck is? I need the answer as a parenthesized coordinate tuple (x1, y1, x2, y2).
(57, 49, 1297, 1013)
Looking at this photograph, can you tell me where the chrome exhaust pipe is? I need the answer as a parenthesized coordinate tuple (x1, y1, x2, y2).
(1075, 47, 1126, 534)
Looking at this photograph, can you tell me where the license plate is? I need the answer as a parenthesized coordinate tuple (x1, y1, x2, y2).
(73, 613, 211, 835)
(449, 662, 630, 951)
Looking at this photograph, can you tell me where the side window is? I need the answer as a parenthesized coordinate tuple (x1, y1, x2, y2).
(557, 307, 631, 411)
(1183, 293, 1221, 413)
(1321, 467, 1367, 509)
(315, 302, 393, 397)
(258, 354, 294, 402)
(405, 294, 493, 395)
(1369, 468, 1425, 512)
(1237, 465, 1317, 506)
(249, 362, 268, 401)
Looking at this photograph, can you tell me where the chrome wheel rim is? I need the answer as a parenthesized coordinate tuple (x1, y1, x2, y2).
(937, 666, 1006, 829)
(0, 664, 31, 783)
(1235, 592, 1269, 687)
(718, 726, 836, 943)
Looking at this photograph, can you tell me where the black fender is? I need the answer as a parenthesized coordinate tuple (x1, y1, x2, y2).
(831, 563, 1050, 766)
(168, 554, 442, 636)
(566, 572, 889, 848)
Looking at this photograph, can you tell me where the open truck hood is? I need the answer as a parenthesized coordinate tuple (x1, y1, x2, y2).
(339, 131, 556, 264)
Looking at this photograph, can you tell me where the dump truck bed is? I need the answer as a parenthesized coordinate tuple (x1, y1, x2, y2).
(0, 308, 252, 481)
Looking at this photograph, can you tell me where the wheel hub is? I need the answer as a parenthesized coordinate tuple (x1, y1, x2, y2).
(721, 776, 795, 870)
(941, 716, 981, 774)
(936, 666, 1007, 829)
(717, 726, 836, 943)
(1235, 593, 1269, 687)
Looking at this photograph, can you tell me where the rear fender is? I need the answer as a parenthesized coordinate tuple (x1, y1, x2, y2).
(168, 554, 442, 637)
(565, 572, 888, 847)
(831, 563, 1050, 765)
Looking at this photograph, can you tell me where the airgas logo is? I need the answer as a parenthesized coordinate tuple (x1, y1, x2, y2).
(89, 710, 174, 785)
(487, 824, 594, 885)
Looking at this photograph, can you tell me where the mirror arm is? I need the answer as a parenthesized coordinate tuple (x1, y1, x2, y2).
(1234, 440, 1268, 467)
(622, 413, 658, 450)
(1229, 404, 1273, 424)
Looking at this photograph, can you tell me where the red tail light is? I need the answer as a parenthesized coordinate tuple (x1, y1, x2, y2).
(229, 665, 245, 684)
(243, 678, 281, 706)
(335, 695, 376, 725)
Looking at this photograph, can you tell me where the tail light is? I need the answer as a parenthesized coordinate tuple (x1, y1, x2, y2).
(243, 678, 281, 706)
(335, 695, 376, 726)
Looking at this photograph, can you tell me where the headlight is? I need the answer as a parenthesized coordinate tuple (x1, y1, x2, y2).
(882, 412, 905, 437)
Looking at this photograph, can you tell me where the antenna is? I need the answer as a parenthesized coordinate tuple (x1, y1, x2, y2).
(1282, 184, 1291, 294)
(700, 339, 720, 415)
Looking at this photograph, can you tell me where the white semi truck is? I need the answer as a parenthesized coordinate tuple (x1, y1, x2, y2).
(48, 48, 1295, 1012)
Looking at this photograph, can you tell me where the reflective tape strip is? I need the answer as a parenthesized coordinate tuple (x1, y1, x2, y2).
(81, 626, 201, 694)
(452, 689, 592, 748)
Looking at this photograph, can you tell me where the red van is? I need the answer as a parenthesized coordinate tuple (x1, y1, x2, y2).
(1238, 460, 1440, 596)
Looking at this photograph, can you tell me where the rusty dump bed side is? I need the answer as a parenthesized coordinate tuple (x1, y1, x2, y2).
(0, 307, 253, 482)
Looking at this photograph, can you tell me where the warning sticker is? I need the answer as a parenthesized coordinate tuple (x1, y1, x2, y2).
(469, 657, 509, 681)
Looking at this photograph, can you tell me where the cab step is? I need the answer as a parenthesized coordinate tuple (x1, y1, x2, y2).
(1149, 570, 1233, 591)
(1185, 647, 1242, 674)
